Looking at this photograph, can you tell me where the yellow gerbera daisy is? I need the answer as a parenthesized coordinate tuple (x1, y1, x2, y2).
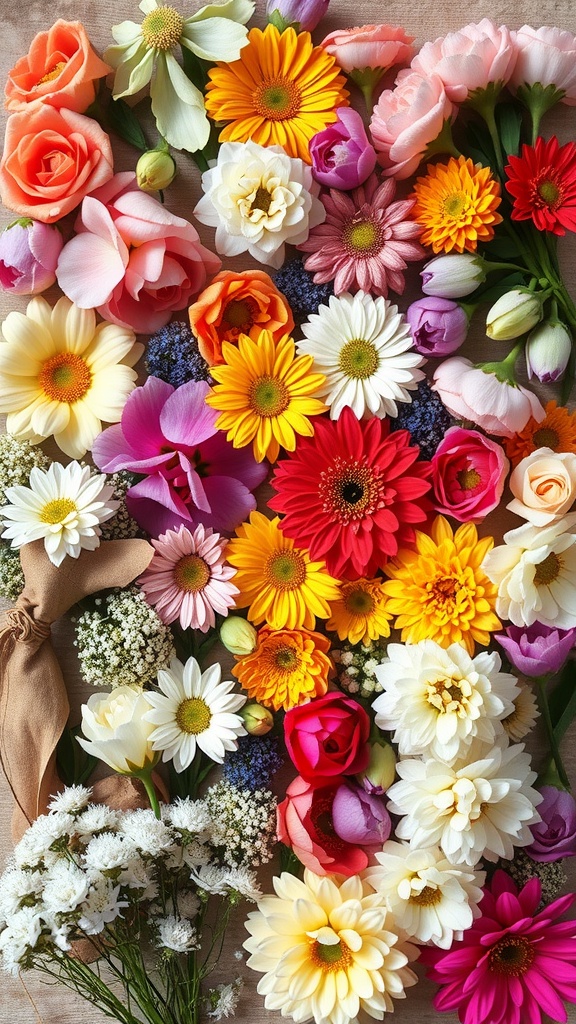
(232, 624, 333, 711)
(411, 156, 502, 254)
(381, 515, 500, 654)
(204, 24, 349, 163)
(227, 511, 339, 630)
(327, 577, 392, 646)
(206, 330, 326, 463)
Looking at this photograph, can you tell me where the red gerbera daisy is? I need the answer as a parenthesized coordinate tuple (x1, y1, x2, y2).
(269, 407, 431, 579)
(505, 135, 576, 235)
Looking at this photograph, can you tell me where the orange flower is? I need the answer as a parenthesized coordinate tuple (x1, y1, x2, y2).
(411, 156, 502, 254)
(188, 270, 294, 366)
(504, 400, 576, 467)
(232, 625, 333, 711)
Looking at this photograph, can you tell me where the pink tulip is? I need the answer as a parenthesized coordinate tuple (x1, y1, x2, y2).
(310, 108, 377, 190)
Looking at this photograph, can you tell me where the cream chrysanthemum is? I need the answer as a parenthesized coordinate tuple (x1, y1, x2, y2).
(244, 870, 419, 1024)
(502, 681, 540, 742)
(297, 292, 424, 419)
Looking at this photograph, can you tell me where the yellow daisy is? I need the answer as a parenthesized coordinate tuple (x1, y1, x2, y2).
(411, 155, 502, 254)
(327, 577, 392, 646)
(227, 511, 339, 630)
(204, 24, 349, 163)
(206, 330, 327, 463)
(381, 515, 500, 654)
(232, 625, 333, 711)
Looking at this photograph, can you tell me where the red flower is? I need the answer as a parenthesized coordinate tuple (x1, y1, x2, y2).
(505, 136, 576, 235)
(284, 692, 370, 782)
(269, 408, 432, 579)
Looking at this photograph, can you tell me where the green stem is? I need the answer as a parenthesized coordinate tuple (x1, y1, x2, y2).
(132, 768, 161, 818)
(536, 678, 571, 790)
(479, 339, 525, 381)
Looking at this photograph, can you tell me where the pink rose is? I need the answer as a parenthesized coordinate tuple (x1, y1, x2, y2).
(411, 19, 515, 103)
(510, 26, 576, 104)
(370, 70, 454, 180)
(431, 426, 509, 522)
(321, 24, 414, 73)
(56, 172, 221, 333)
(284, 692, 371, 782)
(277, 775, 371, 876)
(432, 357, 545, 438)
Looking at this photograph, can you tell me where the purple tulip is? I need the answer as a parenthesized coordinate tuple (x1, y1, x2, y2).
(496, 623, 576, 678)
(0, 218, 63, 295)
(266, 0, 330, 32)
(309, 108, 377, 190)
(406, 297, 469, 357)
(525, 786, 576, 862)
(331, 781, 391, 845)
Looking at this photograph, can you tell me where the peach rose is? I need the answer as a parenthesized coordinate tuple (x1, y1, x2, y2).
(189, 270, 294, 365)
(411, 19, 515, 103)
(507, 448, 576, 526)
(321, 23, 414, 72)
(0, 105, 114, 223)
(5, 20, 111, 113)
(370, 70, 455, 179)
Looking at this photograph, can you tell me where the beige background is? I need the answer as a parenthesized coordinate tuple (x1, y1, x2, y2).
(2, 0, 576, 1021)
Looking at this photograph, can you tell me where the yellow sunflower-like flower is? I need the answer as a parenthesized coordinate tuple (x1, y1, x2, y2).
(206, 330, 327, 463)
(204, 24, 349, 163)
(411, 155, 502, 254)
(232, 624, 333, 711)
(227, 511, 339, 630)
(381, 515, 500, 654)
(327, 577, 392, 646)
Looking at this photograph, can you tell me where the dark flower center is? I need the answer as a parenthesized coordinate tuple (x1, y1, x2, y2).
(534, 551, 561, 586)
(488, 936, 535, 977)
(319, 457, 383, 525)
(532, 426, 559, 450)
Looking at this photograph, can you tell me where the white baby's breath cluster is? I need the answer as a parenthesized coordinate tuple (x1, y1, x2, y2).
(332, 639, 387, 698)
(0, 543, 24, 600)
(0, 433, 50, 494)
(205, 781, 277, 868)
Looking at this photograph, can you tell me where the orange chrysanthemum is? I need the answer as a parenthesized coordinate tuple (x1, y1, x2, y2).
(503, 400, 576, 466)
(381, 515, 500, 654)
(326, 577, 393, 646)
(205, 25, 349, 163)
(232, 624, 333, 711)
(411, 156, 502, 254)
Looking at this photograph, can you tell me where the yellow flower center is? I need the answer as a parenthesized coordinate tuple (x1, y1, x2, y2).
(223, 299, 255, 331)
(141, 5, 184, 50)
(488, 936, 535, 977)
(533, 426, 560, 450)
(345, 220, 380, 253)
(264, 549, 306, 590)
(310, 939, 352, 974)
(344, 586, 375, 615)
(249, 375, 290, 417)
(426, 675, 471, 716)
(251, 187, 273, 214)
(37, 61, 67, 85)
(253, 76, 302, 121)
(39, 497, 77, 525)
(175, 697, 211, 735)
(409, 884, 443, 906)
(533, 551, 561, 586)
(338, 338, 379, 380)
(173, 555, 211, 593)
(456, 468, 481, 491)
(443, 190, 467, 219)
(38, 352, 92, 404)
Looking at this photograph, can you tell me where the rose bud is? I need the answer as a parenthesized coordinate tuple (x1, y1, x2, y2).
(332, 781, 391, 845)
(241, 703, 274, 736)
(266, 0, 330, 33)
(284, 691, 370, 781)
(406, 296, 469, 356)
(357, 738, 396, 795)
(421, 253, 487, 298)
(310, 108, 377, 190)
(0, 218, 63, 295)
(486, 288, 544, 341)
(220, 616, 258, 656)
(525, 320, 572, 383)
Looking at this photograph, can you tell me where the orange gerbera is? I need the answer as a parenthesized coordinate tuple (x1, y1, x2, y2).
(411, 156, 502, 254)
(326, 577, 392, 646)
(205, 24, 349, 163)
(504, 400, 576, 466)
(232, 625, 333, 711)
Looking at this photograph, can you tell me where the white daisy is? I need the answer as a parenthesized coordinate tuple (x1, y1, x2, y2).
(1, 461, 118, 567)
(296, 291, 425, 420)
(143, 656, 246, 771)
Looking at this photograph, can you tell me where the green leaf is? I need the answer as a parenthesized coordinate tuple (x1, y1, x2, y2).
(107, 98, 148, 152)
(182, 45, 209, 93)
(56, 726, 98, 787)
(466, 271, 525, 307)
(496, 102, 522, 159)
(463, 120, 496, 169)
(548, 660, 576, 740)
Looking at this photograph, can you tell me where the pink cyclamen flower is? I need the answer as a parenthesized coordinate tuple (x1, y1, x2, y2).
(422, 870, 576, 1024)
(321, 23, 414, 73)
(432, 357, 545, 438)
(0, 219, 63, 295)
(92, 376, 267, 538)
(411, 20, 515, 103)
(56, 171, 220, 333)
(510, 26, 576, 103)
(138, 523, 239, 632)
(310, 108, 377, 190)
(298, 173, 424, 297)
(431, 426, 509, 522)
(370, 70, 454, 180)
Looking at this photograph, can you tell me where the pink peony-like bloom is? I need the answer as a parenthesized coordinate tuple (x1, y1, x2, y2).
(92, 376, 267, 538)
(431, 426, 509, 522)
(138, 523, 239, 632)
(422, 870, 576, 1024)
(370, 70, 455, 180)
(56, 171, 220, 333)
(0, 219, 63, 294)
(321, 23, 414, 73)
(411, 20, 515, 103)
(432, 357, 545, 438)
(310, 108, 377, 190)
(510, 25, 576, 104)
(298, 173, 424, 297)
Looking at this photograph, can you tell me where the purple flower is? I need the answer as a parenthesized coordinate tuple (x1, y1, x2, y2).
(0, 218, 63, 295)
(266, 0, 330, 32)
(92, 376, 267, 537)
(331, 781, 391, 845)
(496, 622, 576, 678)
(309, 108, 377, 190)
(406, 296, 469, 356)
(525, 786, 576, 862)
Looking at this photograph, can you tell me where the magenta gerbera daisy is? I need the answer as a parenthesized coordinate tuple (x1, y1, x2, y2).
(422, 870, 576, 1024)
(297, 173, 424, 297)
(138, 524, 239, 632)
(269, 407, 432, 579)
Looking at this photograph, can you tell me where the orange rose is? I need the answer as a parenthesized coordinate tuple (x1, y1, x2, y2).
(0, 105, 114, 223)
(4, 20, 111, 113)
(189, 270, 295, 365)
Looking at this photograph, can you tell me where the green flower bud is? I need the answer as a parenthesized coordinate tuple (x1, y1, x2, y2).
(220, 616, 258, 656)
(136, 148, 176, 192)
(357, 739, 396, 795)
(241, 703, 274, 736)
(486, 289, 544, 341)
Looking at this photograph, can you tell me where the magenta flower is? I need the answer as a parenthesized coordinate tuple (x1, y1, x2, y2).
(92, 376, 267, 537)
(310, 108, 377, 190)
(422, 870, 576, 1024)
(0, 218, 63, 294)
(496, 622, 576, 677)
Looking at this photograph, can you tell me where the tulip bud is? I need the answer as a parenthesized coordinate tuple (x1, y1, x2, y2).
(525, 320, 572, 383)
(406, 296, 469, 356)
(486, 289, 544, 341)
(421, 254, 487, 299)
(220, 616, 258, 656)
(136, 146, 176, 193)
(241, 703, 274, 736)
(266, 0, 330, 33)
(357, 739, 396, 795)
(0, 218, 63, 295)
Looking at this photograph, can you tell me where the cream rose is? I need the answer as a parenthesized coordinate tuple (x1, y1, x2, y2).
(507, 447, 576, 525)
(77, 686, 158, 774)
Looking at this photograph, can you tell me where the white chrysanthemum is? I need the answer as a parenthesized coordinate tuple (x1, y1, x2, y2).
(194, 140, 325, 269)
(244, 870, 419, 1024)
(482, 513, 576, 628)
(502, 681, 540, 742)
(75, 804, 121, 837)
(77, 881, 128, 935)
(222, 867, 263, 903)
(190, 864, 232, 895)
(1, 461, 117, 567)
(387, 739, 542, 867)
(297, 292, 424, 420)
(143, 656, 246, 770)
(182, 840, 213, 871)
(117, 808, 174, 857)
(42, 912, 72, 952)
(0, 868, 43, 921)
(364, 841, 485, 949)
(0, 906, 43, 973)
(83, 833, 139, 875)
(167, 796, 212, 835)
(372, 641, 519, 764)
(48, 785, 92, 816)
(118, 858, 159, 900)
(42, 861, 90, 915)
(13, 812, 75, 868)
(208, 979, 243, 1020)
(155, 914, 199, 952)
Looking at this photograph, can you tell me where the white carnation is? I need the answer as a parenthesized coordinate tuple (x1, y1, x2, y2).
(118, 809, 174, 857)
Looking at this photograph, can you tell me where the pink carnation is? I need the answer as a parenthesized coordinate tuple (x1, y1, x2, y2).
(431, 426, 509, 522)
(370, 70, 454, 180)
(321, 23, 414, 73)
(432, 357, 545, 438)
(510, 25, 576, 103)
(411, 19, 516, 103)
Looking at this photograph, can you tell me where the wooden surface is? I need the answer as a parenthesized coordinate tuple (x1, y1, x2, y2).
(2, 0, 576, 1021)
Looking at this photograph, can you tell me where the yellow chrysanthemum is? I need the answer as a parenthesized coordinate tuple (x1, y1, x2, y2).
(206, 330, 326, 463)
(327, 577, 392, 646)
(227, 511, 339, 631)
(205, 24, 349, 163)
(381, 515, 500, 654)
(411, 155, 503, 254)
(232, 625, 333, 711)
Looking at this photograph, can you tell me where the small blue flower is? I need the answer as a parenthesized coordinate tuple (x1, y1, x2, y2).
(391, 380, 453, 461)
(146, 321, 210, 389)
(273, 257, 334, 326)
(223, 735, 283, 792)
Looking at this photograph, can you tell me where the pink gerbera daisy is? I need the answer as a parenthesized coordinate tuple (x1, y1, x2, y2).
(138, 524, 239, 632)
(297, 173, 424, 297)
(422, 869, 576, 1024)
